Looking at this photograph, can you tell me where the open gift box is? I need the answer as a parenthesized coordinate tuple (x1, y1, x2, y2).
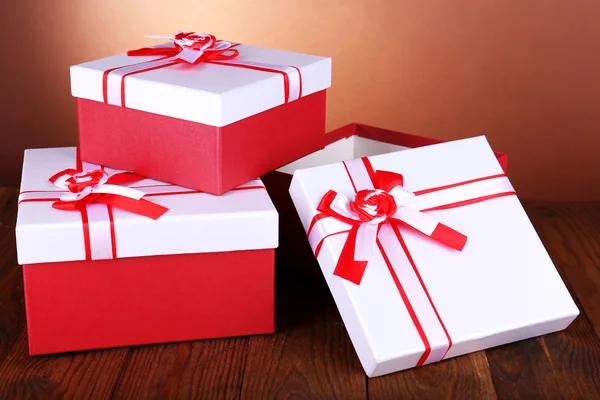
(16, 147, 278, 355)
(70, 32, 331, 195)
(288, 135, 578, 377)
(262, 123, 507, 278)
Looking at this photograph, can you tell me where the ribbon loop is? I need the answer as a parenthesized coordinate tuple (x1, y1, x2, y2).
(310, 157, 517, 285)
(49, 168, 168, 221)
(388, 185, 415, 208)
(127, 31, 238, 65)
(317, 171, 467, 285)
(105, 31, 301, 108)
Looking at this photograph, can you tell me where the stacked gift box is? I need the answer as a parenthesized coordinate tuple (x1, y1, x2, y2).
(16, 31, 579, 377)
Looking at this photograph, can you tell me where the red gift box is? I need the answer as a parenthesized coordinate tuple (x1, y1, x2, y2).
(263, 123, 507, 279)
(17, 147, 277, 355)
(23, 250, 274, 355)
(71, 32, 331, 195)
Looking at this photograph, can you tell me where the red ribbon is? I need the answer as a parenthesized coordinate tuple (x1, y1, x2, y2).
(316, 165, 472, 285)
(19, 149, 268, 262)
(308, 157, 517, 366)
(102, 31, 303, 108)
(127, 32, 239, 63)
(49, 168, 169, 220)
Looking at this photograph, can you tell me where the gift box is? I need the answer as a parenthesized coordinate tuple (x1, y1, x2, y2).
(16, 147, 278, 355)
(289, 136, 578, 377)
(263, 123, 508, 279)
(70, 32, 331, 195)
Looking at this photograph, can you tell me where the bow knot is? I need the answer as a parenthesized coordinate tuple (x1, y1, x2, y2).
(350, 189, 398, 224)
(62, 169, 108, 195)
(390, 185, 416, 208)
(48, 168, 168, 220)
(317, 169, 467, 285)
(173, 32, 212, 49)
(129, 31, 239, 64)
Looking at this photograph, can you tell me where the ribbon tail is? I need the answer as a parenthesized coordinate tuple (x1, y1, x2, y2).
(52, 200, 80, 211)
(95, 194, 168, 220)
(207, 48, 239, 60)
(52, 194, 99, 211)
(354, 223, 379, 261)
(127, 47, 178, 57)
(373, 170, 404, 192)
(392, 207, 467, 251)
(105, 172, 146, 185)
(430, 223, 467, 251)
(333, 225, 369, 285)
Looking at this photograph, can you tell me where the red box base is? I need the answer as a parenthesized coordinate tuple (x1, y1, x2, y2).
(23, 249, 274, 355)
(77, 91, 327, 195)
(263, 123, 508, 279)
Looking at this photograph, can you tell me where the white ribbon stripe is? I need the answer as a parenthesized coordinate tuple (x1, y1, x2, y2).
(106, 57, 178, 106)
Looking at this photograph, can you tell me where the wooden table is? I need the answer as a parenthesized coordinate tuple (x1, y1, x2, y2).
(0, 187, 599, 399)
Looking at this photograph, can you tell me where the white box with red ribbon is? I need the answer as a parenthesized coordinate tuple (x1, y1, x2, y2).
(16, 147, 278, 264)
(70, 32, 331, 127)
(289, 136, 579, 377)
(69, 32, 332, 195)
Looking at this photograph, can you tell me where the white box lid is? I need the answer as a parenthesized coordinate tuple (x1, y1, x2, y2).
(16, 147, 278, 265)
(70, 34, 331, 127)
(289, 136, 578, 377)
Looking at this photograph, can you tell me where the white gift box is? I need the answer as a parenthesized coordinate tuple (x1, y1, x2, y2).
(17, 147, 278, 265)
(289, 136, 579, 377)
(71, 40, 331, 127)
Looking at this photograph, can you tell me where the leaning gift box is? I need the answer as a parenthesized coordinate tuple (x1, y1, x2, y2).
(16, 147, 277, 355)
(70, 32, 331, 195)
(289, 136, 579, 377)
(263, 123, 508, 278)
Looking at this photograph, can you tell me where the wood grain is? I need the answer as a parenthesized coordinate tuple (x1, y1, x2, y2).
(538, 310, 600, 399)
(369, 352, 498, 400)
(522, 202, 600, 399)
(525, 202, 600, 335)
(0, 333, 128, 400)
(112, 338, 250, 400)
(486, 333, 565, 399)
(0, 188, 24, 365)
(1, 189, 600, 399)
(239, 272, 367, 399)
(0, 262, 25, 365)
(0, 189, 130, 400)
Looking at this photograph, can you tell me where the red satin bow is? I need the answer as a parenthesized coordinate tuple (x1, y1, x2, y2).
(49, 169, 168, 220)
(317, 170, 467, 285)
(127, 32, 239, 64)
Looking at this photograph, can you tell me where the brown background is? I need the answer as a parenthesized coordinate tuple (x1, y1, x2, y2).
(1, 0, 599, 200)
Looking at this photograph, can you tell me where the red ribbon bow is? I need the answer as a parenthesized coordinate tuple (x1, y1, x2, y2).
(317, 169, 467, 285)
(49, 168, 168, 220)
(306, 156, 516, 367)
(102, 31, 303, 108)
(127, 31, 239, 64)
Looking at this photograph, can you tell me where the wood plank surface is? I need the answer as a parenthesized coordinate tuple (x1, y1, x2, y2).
(0, 335, 128, 400)
(0, 189, 599, 400)
(368, 352, 498, 400)
(239, 272, 367, 399)
(0, 188, 25, 365)
(526, 203, 600, 335)
(112, 338, 250, 400)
